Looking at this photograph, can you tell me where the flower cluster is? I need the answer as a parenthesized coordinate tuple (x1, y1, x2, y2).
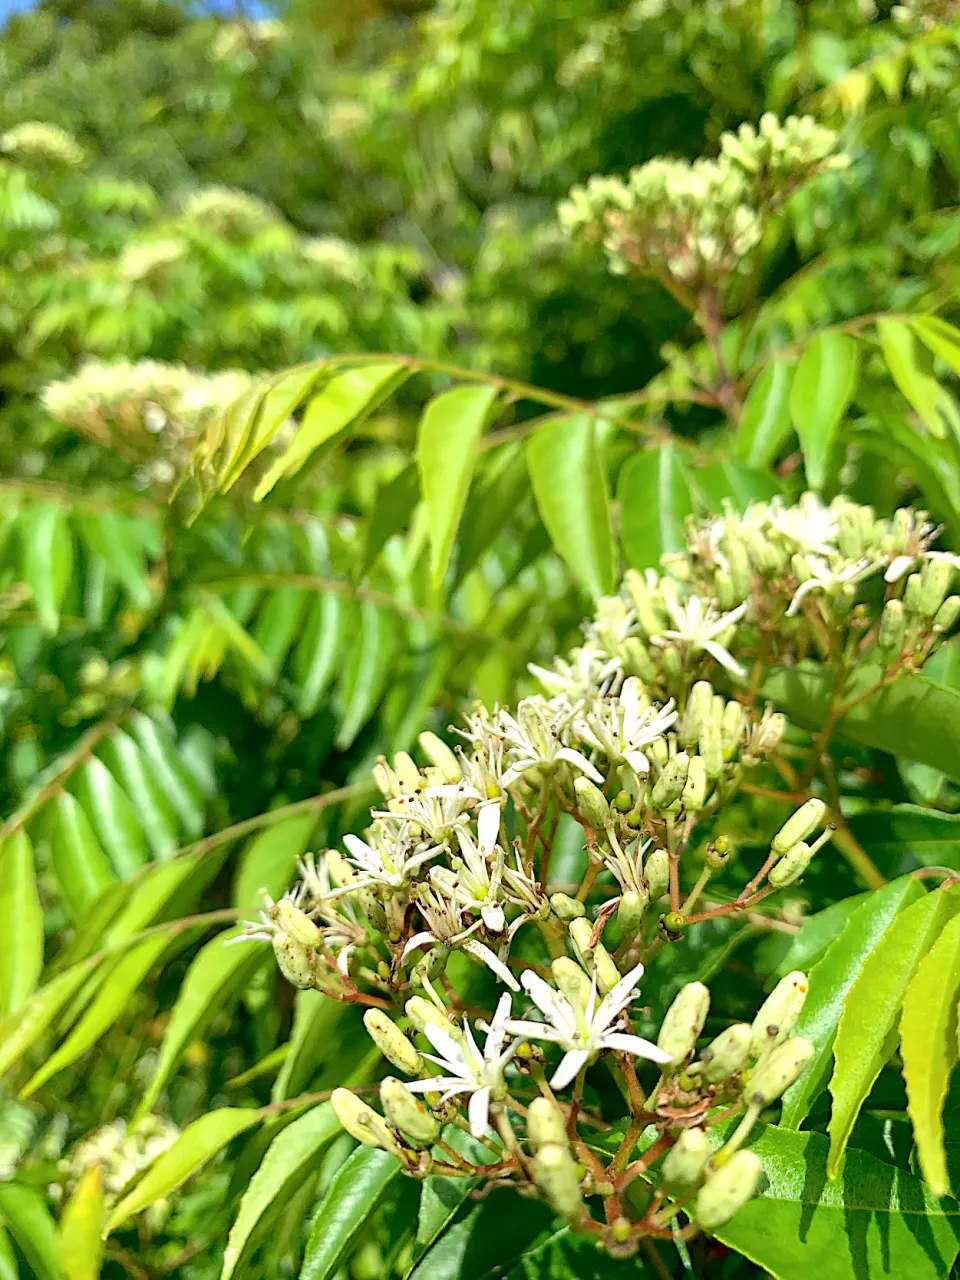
(59, 1117, 179, 1207)
(0, 121, 86, 168)
(179, 187, 280, 240)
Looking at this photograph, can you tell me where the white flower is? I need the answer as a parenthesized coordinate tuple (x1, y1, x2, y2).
(430, 802, 507, 932)
(529, 642, 616, 701)
(333, 821, 442, 894)
(498, 697, 605, 788)
(602, 833, 651, 897)
(405, 994, 522, 1137)
(505, 963, 670, 1089)
(375, 782, 478, 848)
(576, 678, 678, 776)
(402, 884, 520, 991)
(786, 556, 876, 616)
(295, 854, 366, 976)
(885, 548, 960, 583)
(766, 493, 838, 557)
(653, 595, 747, 677)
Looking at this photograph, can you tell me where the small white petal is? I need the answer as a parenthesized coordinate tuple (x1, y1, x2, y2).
(503, 1018, 566, 1044)
(623, 750, 650, 776)
(481, 902, 506, 933)
(702, 639, 746, 677)
(402, 931, 438, 961)
(595, 961, 645, 1026)
(556, 747, 605, 785)
(599, 1032, 672, 1064)
(550, 1049, 592, 1091)
(468, 1086, 492, 1138)
(477, 801, 501, 858)
(463, 939, 520, 991)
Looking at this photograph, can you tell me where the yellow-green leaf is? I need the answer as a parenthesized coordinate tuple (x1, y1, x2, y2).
(0, 830, 43, 1017)
(50, 792, 116, 918)
(57, 1168, 103, 1280)
(789, 331, 860, 490)
(737, 359, 796, 469)
(877, 317, 943, 437)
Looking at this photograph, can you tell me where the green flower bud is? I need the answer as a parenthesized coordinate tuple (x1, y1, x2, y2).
(392, 752, 422, 791)
(695, 1023, 752, 1084)
(661, 647, 682, 681)
(373, 759, 400, 798)
(919, 558, 955, 617)
(574, 776, 610, 830)
(791, 552, 813, 584)
(363, 1009, 422, 1075)
(411, 944, 450, 987)
(405, 996, 463, 1041)
(935, 595, 960, 633)
(681, 681, 713, 748)
(617, 888, 647, 938)
(380, 1077, 440, 1147)
(699, 718, 724, 780)
(682, 755, 709, 812)
(746, 1037, 815, 1105)
(904, 572, 924, 615)
(705, 835, 733, 870)
(358, 888, 388, 932)
(552, 956, 592, 1013)
(527, 1097, 568, 1152)
(273, 934, 316, 989)
(622, 637, 657, 682)
(728, 541, 752, 600)
(651, 753, 690, 808)
(657, 982, 710, 1072)
(754, 711, 787, 755)
(750, 971, 808, 1059)
(695, 1151, 763, 1231)
(878, 598, 906, 655)
(533, 1143, 583, 1220)
(418, 732, 461, 782)
(721, 700, 745, 760)
(332, 1088, 401, 1154)
(648, 737, 670, 769)
(624, 569, 664, 636)
(325, 850, 356, 888)
(274, 899, 322, 947)
(550, 892, 586, 921)
(715, 569, 738, 610)
(569, 918, 620, 993)
(768, 827, 832, 886)
(662, 1127, 711, 1189)
(771, 799, 826, 856)
(644, 847, 670, 902)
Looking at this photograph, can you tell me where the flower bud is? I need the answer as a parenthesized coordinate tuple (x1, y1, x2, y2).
(273, 934, 316, 989)
(533, 1143, 583, 1220)
(332, 1088, 401, 1154)
(624, 569, 664, 636)
(550, 892, 586, 921)
(380, 1077, 440, 1147)
(326, 850, 356, 888)
(574, 776, 610, 830)
(695, 1023, 752, 1084)
(363, 1009, 422, 1075)
(935, 596, 960, 633)
(754, 711, 787, 755)
(682, 755, 708, 811)
(746, 1037, 815, 1105)
(878, 598, 906, 654)
(681, 681, 713, 748)
(405, 996, 463, 1041)
(411, 944, 449, 987)
(651, 753, 689, 808)
(904, 572, 924, 615)
(721, 700, 745, 760)
(662, 1127, 711, 1189)
(771, 799, 826, 856)
(750, 971, 808, 1059)
(622, 637, 657, 683)
(705, 835, 733, 870)
(695, 1151, 762, 1231)
(274, 898, 322, 947)
(392, 752, 422, 791)
(552, 957, 592, 1013)
(527, 1097, 568, 1152)
(569, 918, 620, 994)
(729, 541, 752, 600)
(418, 732, 461, 782)
(657, 982, 710, 1072)
(617, 889, 647, 938)
(699, 718, 724, 780)
(919, 558, 955, 617)
(373, 759, 400, 798)
(644, 847, 670, 901)
(768, 827, 832, 886)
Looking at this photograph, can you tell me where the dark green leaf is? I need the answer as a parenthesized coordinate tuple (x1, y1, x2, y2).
(618, 442, 693, 572)
(737, 359, 796, 469)
(361, 463, 420, 578)
(301, 1147, 401, 1280)
(849, 805, 960, 874)
(73, 757, 150, 878)
(294, 593, 352, 718)
(50, 791, 116, 917)
(334, 602, 396, 749)
(0, 1184, 62, 1280)
(789, 331, 860, 489)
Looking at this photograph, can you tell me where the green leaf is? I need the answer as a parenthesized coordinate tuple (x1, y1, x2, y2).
(901, 912, 960, 1196)
(416, 384, 499, 588)
(50, 791, 116, 918)
(232, 812, 317, 913)
(135, 928, 267, 1121)
(127, 714, 205, 839)
(877, 317, 944, 437)
(271, 990, 348, 1102)
(828, 886, 960, 1176)
(334, 602, 396, 749)
(0, 1224, 18, 1280)
(361, 462, 420, 578)
(737, 359, 796, 469)
(453, 444, 528, 586)
(56, 1167, 103, 1280)
(18, 500, 73, 632)
(912, 315, 960, 380)
(75, 510, 151, 607)
(527, 414, 615, 599)
(0, 831, 43, 1017)
(106, 1109, 261, 1235)
(789, 331, 860, 489)
(73, 757, 150, 878)
(253, 363, 406, 501)
(301, 1147, 401, 1280)
(250, 587, 308, 676)
(780, 874, 923, 1129)
(498, 1227, 628, 1279)
(0, 959, 98, 1079)
(221, 1102, 339, 1280)
(617, 441, 693, 572)
(716, 1126, 960, 1280)
(223, 364, 325, 491)
(849, 805, 960, 873)
(771, 892, 871, 980)
(0, 1184, 62, 1280)
(293, 593, 351, 718)
(98, 731, 181, 858)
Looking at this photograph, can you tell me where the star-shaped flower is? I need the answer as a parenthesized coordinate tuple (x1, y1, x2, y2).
(497, 697, 605, 788)
(653, 595, 747, 677)
(429, 802, 507, 932)
(576, 677, 678, 776)
(786, 556, 876, 617)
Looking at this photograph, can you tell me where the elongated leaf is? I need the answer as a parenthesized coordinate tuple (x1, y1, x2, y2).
(497, 1228, 626, 1279)
(0, 959, 98, 1079)
(18, 500, 73, 632)
(232, 812, 317, 914)
(294, 593, 351, 718)
(828, 886, 960, 1176)
(0, 1185, 62, 1280)
(716, 1126, 960, 1280)
(0, 831, 43, 1017)
(416, 384, 498, 588)
(254, 363, 405, 501)
(271, 990, 348, 1102)
(0, 1224, 18, 1280)
(361, 462, 420, 578)
(334, 602, 395, 749)
(50, 792, 116, 917)
(849, 805, 960, 874)
(251, 587, 308, 675)
(901, 912, 960, 1195)
(221, 1102, 339, 1280)
(912, 314, 960, 379)
(56, 1168, 103, 1280)
(454, 443, 529, 585)
(127, 715, 205, 839)
(106, 1109, 261, 1235)
(771, 892, 870, 980)
(98, 731, 180, 858)
(737, 359, 796, 469)
(789, 331, 860, 489)
(75, 511, 151, 607)
(73, 757, 149, 878)
(212, 383, 270, 494)
(104, 851, 210, 946)
(408, 1191, 555, 1280)
(224, 364, 325, 491)
(135, 928, 267, 1121)
(617, 442, 693, 572)
(877, 317, 943, 436)
(527, 414, 615, 599)
(301, 1147, 400, 1280)
(780, 875, 923, 1128)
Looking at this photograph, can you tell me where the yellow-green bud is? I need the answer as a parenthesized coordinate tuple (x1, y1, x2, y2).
(574, 776, 609, 830)
(705, 835, 732, 870)
(418, 732, 461, 782)
(750, 971, 808, 1058)
(904, 570, 923, 615)
(624, 569, 664, 636)
(682, 755, 709, 812)
(695, 1151, 763, 1231)
(746, 1037, 815, 1105)
(657, 982, 710, 1072)
(617, 889, 647, 938)
(405, 996, 463, 1041)
(651, 753, 690, 808)
(552, 957, 592, 1013)
(791, 552, 813, 584)
(392, 752, 422, 791)
(771, 799, 826, 856)
(411, 944, 449, 987)
(721, 700, 745, 759)
(695, 1023, 752, 1084)
(332, 1088, 401, 1154)
(273, 935, 316, 989)
(662, 1127, 711, 1189)
(622, 637, 657, 683)
(878, 598, 905, 654)
(380, 1077, 440, 1146)
(919, 558, 954, 617)
(935, 596, 960, 633)
(527, 1097, 568, 1152)
(550, 892, 586, 921)
(363, 1009, 422, 1075)
(728, 540, 752, 599)
(755, 712, 787, 755)
(768, 828, 832, 886)
(326, 850, 356, 888)
(533, 1143, 583, 1220)
(373, 759, 400, 798)
(274, 899, 322, 947)
(644, 847, 670, 902)
(569, 918, 620, 994)
(715, 569, 738, 610)
(699, 718, 724, 780)
(681, 681, 713, 748)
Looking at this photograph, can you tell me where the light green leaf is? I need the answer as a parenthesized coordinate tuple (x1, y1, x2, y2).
(0, 959, 98, 1079)
(334, 602, 396, 750)
(18, 500, 73, 632)
(901, 912, 960, 1196)
(223, 364, 325, 491)
(50, 792, 116, 917)
(293, 594, 351, 718)
(0, 831, 43, 1017)
(212, 383, 270, 494)
(56, 1167, 103, 1280)
(737, 359, 796, 469)
(301, 1147, 401, 1280)
(232, 812, 317, 914)
(877, 317, 943, 436)
(250, 587, 308, 676)
(527, 414, 615, 599)
(416, 384, 499, 588)
(75, 511, 151, 607)
(789, 331, 860, 489)
(0, 1223, 18, 1280)
(912, 314, 960, 380)
(828, 886, 960, 1176)
(74, 757, 150, 878)
(127, 714, 205, 839)
(361, 463, 420, 578)
(780, 875, 923, 1129)
(254, 363, 405, 501)
(617, 441, 693, 572)
(771, 892, 871, 980)
(221, 1102, 339, 1280)
(271, 990, 348, 1103)
(98, 731, 181, 858)
(0, 1184, 62, 1280)
(106, 1109, 261, 1235)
